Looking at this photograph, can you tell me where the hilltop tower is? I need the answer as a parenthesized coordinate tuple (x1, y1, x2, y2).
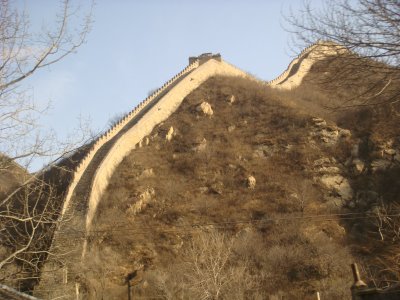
(189, 52, 222, 65)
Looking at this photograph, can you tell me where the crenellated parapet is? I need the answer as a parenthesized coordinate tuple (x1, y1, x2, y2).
(60, 60, 200, 219)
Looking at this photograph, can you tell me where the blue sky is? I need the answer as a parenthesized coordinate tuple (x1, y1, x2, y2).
(18, 0, 312, 169)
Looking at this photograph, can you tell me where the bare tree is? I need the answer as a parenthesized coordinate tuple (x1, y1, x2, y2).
(363, 201, 400, 285)
(285, 0, 400, 110)
(143, 231, 238, 300)
(0, 0, 93, 291)
(287, 0, 400, 63)
(143, 230, 258, 300)
(0, 177, 61, 286)
(0, 0, 93, 169)
(369, 201, 400, 242)
(285, 179, 316, 214)
(183, 230, 235, 300)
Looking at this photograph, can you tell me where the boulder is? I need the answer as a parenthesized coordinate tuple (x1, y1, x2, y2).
(319, 174, 353, 201)
(198, 187, 209, 194)
(312, 117, 327, 127)
(313, 157, 333, 167)
(310, 117, 351, 145)
(317, 166, 341, 174)
(320, 128, 339, 144)
(384, 148, 396, 156)
(253, 149, 266, 158)
(166, 126, 174, 141)
(352, 159, 365, 175)
(192, 138, 207, 152)
(127, 188, 155, 215)
(196, 102, 213, 116)
(371, 159, 391, 172)
(313, 157, 341, 174)
(339, 129, 351, 138)
(247, 175, 256, 189)
(210, 181, 224, 195)
(140, 168, 154, 178)
(228, 95, 236, 104)
(254, 144, 277, 158)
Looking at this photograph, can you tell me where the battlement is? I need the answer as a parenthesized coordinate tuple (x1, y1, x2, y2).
(189, 52, 222, 65)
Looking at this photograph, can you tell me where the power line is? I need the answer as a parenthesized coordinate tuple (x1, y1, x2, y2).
(51, 211, 400, 237)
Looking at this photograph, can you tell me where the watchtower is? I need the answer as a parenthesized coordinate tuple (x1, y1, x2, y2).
(189, 53, 222, 65)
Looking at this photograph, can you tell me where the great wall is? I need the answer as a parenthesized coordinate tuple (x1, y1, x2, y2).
(269, 41, 346, 89)
(34, 42, 339, 299)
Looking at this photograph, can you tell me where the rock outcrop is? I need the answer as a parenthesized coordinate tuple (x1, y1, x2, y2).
(166, 126, 174, 141)
(310, 117, 351, 145)
(247, 175, 256, 189)
(196, 101, 213, 116)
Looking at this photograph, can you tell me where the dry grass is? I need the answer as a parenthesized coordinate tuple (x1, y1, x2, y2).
(2, 52, 399, 297)
(82, 75, 358, 299)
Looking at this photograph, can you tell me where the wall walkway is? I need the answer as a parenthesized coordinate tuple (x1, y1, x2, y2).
(268, 41, 345, 89)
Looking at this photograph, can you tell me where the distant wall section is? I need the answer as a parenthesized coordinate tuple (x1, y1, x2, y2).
(268, 41, 345, 89)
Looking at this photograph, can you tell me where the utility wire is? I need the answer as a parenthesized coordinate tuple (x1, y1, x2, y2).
(50, 211, 400, 237)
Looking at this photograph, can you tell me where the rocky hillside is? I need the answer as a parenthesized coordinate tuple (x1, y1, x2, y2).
(75, 72, 399, 299)
(2, 48, 399, 299)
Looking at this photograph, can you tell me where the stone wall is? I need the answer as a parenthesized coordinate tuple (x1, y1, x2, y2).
(268, 41, 345, 89)
(35, 59, 200, 299)
(60, 61, 200, 219)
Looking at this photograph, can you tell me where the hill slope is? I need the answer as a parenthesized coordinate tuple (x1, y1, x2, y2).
(82, 76, 359, 299)
(2, 46, 399, 299)
(81, 54, 400, 299)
